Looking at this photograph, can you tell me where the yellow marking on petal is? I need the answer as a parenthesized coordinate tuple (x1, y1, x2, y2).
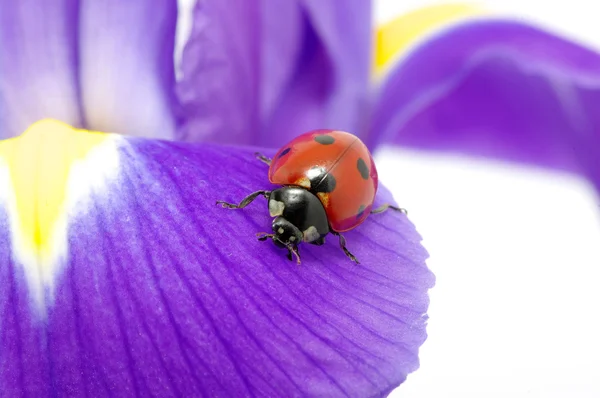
(374, 3, 488, 76)
(0, 119, 120, 309)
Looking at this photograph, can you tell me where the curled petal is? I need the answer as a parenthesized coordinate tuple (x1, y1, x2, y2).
(371, 20, 600, 190)
(0, 1, 82, 138)
(373, 3, 485, 77)
(78, 0, 178, 138)
(0, 121, 433, 396)
(178, 0, 372, 147)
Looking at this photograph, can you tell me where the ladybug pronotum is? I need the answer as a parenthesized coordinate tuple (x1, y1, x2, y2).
(216, 129, 405, 264)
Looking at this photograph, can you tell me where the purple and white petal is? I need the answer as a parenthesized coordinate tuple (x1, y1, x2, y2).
(0, 131, 433, 396)
(78, 0, 178, 138)
(371, 20, 600, 190)
(0, 1, 83, 138)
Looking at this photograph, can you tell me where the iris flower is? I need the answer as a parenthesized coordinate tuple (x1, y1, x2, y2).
(0, 1, 598, 397)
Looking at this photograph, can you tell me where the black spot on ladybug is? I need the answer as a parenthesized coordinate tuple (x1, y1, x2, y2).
(357, 205, 366, 219)
(314, 134, 335, 145)
(307, 167, 336, 193)
(278, 147, 291, 158)
(316, 173, 336, 193)
(357, 158, 369, 180)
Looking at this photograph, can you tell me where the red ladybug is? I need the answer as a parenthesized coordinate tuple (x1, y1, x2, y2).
(216, 129, 405, 264)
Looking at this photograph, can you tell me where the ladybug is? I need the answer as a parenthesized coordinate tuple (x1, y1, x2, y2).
(216, 129, 405, 264)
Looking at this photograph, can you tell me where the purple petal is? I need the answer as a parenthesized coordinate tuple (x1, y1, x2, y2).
(176, 0, 260, 144)
(0, 137, 433, 395)
(0, 1, 83, 138)
(371, 20, 600, 191)
(261, 0, 373, 145)
(78, 0, 178, 138)
(178, 0, 372, 147)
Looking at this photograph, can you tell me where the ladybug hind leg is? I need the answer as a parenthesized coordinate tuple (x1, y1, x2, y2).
(330, 231, 360, 264)
(216, 190, 270, 209)
(371, 203, 408, 215)
(254, 152, 272, 166)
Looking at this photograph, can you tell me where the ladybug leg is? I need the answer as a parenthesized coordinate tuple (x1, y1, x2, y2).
(309, 236, 325, 246)
(254, 152, 272, 166)
(330, 231, 360, 264)
(371, 203, 408, 215)
(256, 232, 301, 264)
(286, 245, 301, 264)
(216, 190, 271, 209)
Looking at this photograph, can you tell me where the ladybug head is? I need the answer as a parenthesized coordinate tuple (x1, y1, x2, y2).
(271, 216, 303, 248)
(256, 216, 302, 263)
(256, 187, 330, 262)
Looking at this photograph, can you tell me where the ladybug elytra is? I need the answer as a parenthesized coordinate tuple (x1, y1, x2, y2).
(216, 130, 405, 264)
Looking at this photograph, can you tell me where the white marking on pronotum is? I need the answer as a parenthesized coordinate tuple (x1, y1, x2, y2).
(269, 199, 285, 217)
(303, 226, 320, 242)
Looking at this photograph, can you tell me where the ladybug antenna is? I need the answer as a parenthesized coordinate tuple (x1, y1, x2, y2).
(256, 232, 274, 241)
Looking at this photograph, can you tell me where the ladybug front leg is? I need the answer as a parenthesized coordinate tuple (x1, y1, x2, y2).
(216, 190, 270, 209)
(330, 231, 360, 264)
(254, 152, 272, 166)
(256, 232, 301, 264)
(371, 203, 408, 215)
(286, 245, 301, 264)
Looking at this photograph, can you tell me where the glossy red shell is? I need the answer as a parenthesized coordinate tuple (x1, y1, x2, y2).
(268, 129, 378, 232)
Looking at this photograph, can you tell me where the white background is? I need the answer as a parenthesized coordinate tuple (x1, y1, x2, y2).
(177, 1, 600, 396)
